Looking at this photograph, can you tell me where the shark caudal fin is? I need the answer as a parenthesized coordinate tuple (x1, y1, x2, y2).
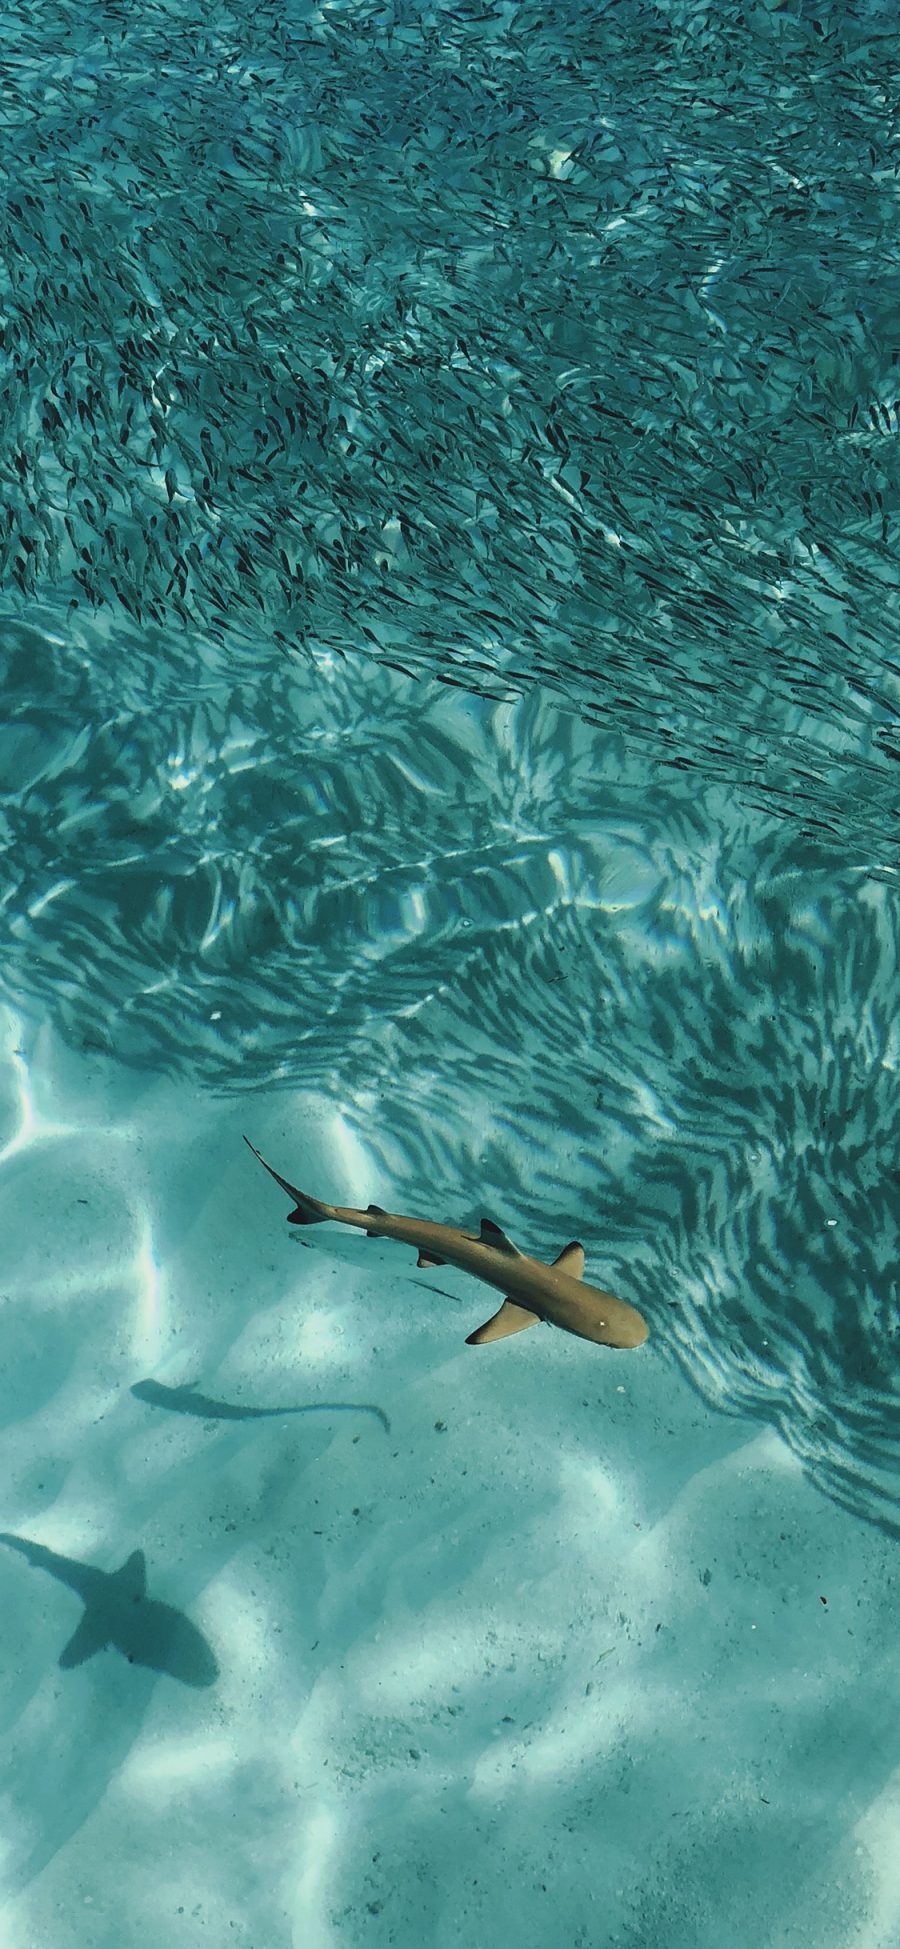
(466, 1298, 541, 1344)
(243, 1138, 333, 1225)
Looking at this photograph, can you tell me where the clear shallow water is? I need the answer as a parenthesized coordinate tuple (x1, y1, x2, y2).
(3, 643, 897, 1540)
(1, 1029, 897, 1947)
(1, 0, 899, 1942)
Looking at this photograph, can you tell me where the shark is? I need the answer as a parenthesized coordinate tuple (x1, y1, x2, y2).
(244, 1138, 649, 1351)
(0, 1533, 219, 1687)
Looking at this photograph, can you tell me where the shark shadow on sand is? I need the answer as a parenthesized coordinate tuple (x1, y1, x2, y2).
(130, 1378, 391, 1433)
(0, 1533, 219, 1688)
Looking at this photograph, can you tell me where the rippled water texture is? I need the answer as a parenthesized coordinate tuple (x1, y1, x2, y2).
(1, 0, 900, 860)
(0, 0, 898, 1679)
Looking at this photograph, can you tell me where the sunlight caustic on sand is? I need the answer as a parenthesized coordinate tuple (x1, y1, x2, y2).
(132, 1217, 168, 1371)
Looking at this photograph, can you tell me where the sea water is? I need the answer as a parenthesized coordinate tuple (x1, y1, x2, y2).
(0, 2, 898, 1944)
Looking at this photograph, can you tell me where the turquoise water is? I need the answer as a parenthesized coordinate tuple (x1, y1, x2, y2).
(1, 1, 898, 1943)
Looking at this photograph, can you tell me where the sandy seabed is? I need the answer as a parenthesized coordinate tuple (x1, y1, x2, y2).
(0, 1005, 896, 1949)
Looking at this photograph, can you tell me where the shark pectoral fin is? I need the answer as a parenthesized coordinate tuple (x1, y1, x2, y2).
(59, 1611, 108, 1669)
(366, 1203, 387, 1238)
(466, 1299, 541, 1345)
(416, 1250, 446, 1268)
(552, 1241, 586, 1278)
(478, 1218, 522, 1256)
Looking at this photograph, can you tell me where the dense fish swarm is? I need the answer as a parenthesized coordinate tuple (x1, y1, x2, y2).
(0, 0, 899, 854)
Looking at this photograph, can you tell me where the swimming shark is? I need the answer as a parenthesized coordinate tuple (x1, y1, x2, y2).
(0, 1533, 218, 1687)
(244, 1138, 649, 1351)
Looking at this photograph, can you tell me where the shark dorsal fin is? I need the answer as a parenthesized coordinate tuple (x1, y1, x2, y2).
(366, 1203, 387, 1238)
(552, 1241, 585, 1279)
(112, 1550, 147, 1600)
(478, 1217, 521, 1256)
(466, 1299, 540, 1345)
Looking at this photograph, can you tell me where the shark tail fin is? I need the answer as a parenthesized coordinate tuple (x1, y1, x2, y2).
(286, 1192, 331, 1226)
(244, 1138, 333, 1225)
(466, 1298, 541, 1345)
